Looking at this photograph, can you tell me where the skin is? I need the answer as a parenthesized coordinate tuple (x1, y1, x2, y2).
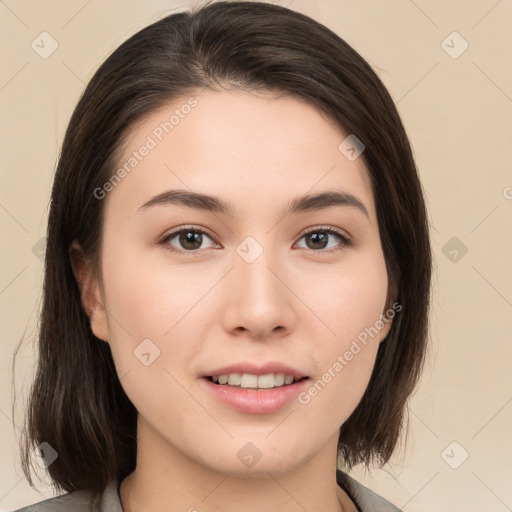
(71, 88, 392, 512)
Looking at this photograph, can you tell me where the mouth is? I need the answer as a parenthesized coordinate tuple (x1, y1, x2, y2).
(204, 373, 309, 390)
(201, 372, 311, 414)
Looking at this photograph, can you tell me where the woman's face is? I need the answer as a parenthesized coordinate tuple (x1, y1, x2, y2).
(79, 88, 392, 476)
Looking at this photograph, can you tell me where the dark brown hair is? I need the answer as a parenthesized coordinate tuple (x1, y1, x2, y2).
(15, 0, 432, 497)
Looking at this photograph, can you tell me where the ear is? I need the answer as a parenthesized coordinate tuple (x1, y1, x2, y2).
(379, 280, 399, 342)
(69, 240, 110, 342)
(377, 297, 397, 343)
(378, 315, 393, 342)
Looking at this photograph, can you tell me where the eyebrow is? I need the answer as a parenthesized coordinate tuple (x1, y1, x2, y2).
(137, 189, 369, 219)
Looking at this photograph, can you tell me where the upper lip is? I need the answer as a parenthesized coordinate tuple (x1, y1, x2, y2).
(204, 362, 307, 381)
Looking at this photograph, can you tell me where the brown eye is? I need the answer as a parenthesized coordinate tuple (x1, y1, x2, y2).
(296, 228, 351, 253)
(161, 227, 217, 252)
(160, 225, 350, 255)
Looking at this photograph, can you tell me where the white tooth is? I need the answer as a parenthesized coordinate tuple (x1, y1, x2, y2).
(258, 373, 275, 389)
(228, 373, 241, 385)
(215, 372, 299, 388)
(284, 375, 294, 385)
(274, 373, 285, 387)
(240, 373, 258, 388)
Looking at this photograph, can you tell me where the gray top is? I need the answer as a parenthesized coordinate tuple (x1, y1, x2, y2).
(12, 469, 402, 512)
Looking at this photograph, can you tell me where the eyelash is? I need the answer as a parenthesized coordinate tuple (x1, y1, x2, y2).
(159, 225, 351, 255)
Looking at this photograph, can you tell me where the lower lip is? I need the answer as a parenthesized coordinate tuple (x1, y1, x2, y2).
(201, 377, 310, 414)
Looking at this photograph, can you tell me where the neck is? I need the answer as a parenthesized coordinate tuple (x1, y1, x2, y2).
(119, 415, 353, 512)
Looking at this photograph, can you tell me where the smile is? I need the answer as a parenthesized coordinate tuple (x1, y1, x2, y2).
(208, 372, 305, 389)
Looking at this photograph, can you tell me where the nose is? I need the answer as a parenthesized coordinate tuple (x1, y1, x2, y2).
(221, 246, 296, 341)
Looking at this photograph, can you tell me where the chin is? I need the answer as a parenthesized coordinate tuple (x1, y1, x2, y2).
(198, 445, 309, 479)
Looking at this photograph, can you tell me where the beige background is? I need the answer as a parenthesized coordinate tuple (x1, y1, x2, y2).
(1, 0, 511, 510)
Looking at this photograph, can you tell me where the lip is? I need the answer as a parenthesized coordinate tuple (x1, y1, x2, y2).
(204, 361, 305, 381)
(200, 376, 310, 414)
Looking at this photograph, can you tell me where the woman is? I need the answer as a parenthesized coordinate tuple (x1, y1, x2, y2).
(14, 1, 432, 511)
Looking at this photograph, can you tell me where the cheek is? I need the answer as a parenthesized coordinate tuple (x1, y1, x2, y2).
(100, 232, 209, 341)
(299, 249, 389, 349)
(98, 235, 223, 415)
(98, 241, 202, 428)
(295, 250, 388, 412)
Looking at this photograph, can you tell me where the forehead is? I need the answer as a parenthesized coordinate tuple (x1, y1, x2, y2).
(104, 88, 376, 223)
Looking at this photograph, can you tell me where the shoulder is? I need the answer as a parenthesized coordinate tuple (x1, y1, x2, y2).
(10, 480, 122, 512)
(9, 490, 97, 512)
(336, 469, 403, 512)
(12, 474, 399, 512)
